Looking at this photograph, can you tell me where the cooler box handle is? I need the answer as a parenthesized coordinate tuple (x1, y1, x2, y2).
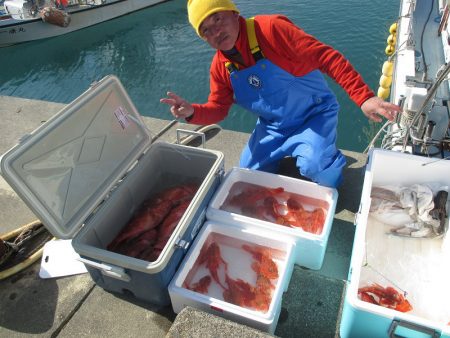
(173, 207, 207, 253)
(389, 319, 440, 338)
(176, 129, 206, 148)
(78, 257, 131, 282)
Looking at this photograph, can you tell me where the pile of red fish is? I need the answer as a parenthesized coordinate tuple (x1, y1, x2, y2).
(221, 182, 326, 235)
(107, 183, 198, 261)
(358, 283, 413, 312)
(183, 242, 279, 312)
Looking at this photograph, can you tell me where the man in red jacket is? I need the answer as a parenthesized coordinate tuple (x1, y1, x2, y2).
(160, 0, 400, 188)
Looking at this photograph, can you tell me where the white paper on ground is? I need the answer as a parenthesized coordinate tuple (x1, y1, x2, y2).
(39, 239, 87, 278)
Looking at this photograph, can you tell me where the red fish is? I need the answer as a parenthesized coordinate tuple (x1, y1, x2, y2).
(183, 275, 212, 294)
(197, 242, 228, 290)
(153, 199, 192, 252)
(226, 183, 284, 210)
(358, 283, 413, 312)
(156, 184, 198, 204)
(223, 274, 255, 308)
(242, 244, 278, 280)
(107, 199, 173, 251)
(107, 183, 199, 252)
(121, 229, 158, 258)
(281, 199, 325, 235)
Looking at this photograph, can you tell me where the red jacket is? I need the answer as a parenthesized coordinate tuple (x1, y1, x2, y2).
(189, 14, 374, 125)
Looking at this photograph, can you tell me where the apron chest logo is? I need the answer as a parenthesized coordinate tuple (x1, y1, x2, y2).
(247, 74, 262, 88)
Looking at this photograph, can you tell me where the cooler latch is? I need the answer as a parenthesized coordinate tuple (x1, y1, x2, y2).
(174, 239, 190, 251)
(216, 167, 225, 179)
(78, 257, 131, 282)
(388, 319, 439, 338)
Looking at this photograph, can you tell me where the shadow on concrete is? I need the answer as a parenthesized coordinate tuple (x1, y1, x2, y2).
(109, 290, 177, 323)
(320, 217, 356, 281)
(0, 264, 57, 334)
(336, 152, 367, 214)
(275, 267, 345, 338)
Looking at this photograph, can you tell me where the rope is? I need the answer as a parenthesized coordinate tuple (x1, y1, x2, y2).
(0, 220, 53, 280)
(363, 120, 392, 154)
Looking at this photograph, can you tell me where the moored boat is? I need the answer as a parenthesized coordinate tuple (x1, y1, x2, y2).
(369, 0, 450, 159)
(0, 0, 169, 47)
(340, 1, 450, 337)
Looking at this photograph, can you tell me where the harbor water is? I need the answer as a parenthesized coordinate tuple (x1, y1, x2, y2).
(0, 0, 399, 152)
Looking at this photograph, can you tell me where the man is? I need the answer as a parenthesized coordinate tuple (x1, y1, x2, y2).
(160, 0, 400, 188)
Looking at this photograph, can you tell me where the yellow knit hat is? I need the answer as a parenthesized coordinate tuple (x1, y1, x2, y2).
(187, 0, 240, 36)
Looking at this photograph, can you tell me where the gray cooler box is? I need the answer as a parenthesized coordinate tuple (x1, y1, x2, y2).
(0, 75, 224, 305)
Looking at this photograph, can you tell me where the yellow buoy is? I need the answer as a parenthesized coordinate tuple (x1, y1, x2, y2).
(379, 74, 392, 88)
(385, 45, 395, 56)
(387, 34, 396, 46)
(382, 60, 394, 76)
(389, 22, 397, 35)
(377, 86, 390, 99)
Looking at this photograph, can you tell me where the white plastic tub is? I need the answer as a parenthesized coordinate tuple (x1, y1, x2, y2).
(206, 167, 337, 269)
(168, 220, 295, 334)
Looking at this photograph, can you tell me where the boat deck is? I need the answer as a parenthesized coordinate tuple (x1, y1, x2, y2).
(413, 0, 448, 98)
(0, 95, 367, 338)
(392, 0, 449, 101)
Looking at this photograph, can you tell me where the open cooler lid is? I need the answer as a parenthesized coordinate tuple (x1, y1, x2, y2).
(0, 75, 152, 239)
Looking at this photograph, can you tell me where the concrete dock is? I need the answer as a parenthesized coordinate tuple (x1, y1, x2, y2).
(0, 95, 367, 337)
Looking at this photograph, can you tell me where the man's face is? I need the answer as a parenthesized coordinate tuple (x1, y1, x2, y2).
(199, 11, 240, 51)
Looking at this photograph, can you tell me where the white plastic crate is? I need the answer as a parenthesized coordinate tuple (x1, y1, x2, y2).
(206, 167, 337, 269)
(0, 75, 224, 305)
(340, 149, 450, 338)
(168, 220, 295, 334)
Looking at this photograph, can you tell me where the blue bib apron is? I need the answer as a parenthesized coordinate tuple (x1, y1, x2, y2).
(229, 58, 346, 188)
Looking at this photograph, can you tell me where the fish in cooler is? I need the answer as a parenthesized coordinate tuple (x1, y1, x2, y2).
(182, 233, 282, 313)
(242, 244, 279, 280)
(220, 181, 327, 235)
(370, 184, 449, 238)
(107, 183, 199, 261)
(358, 283, 413, 313)
(195, 242, 229, 290)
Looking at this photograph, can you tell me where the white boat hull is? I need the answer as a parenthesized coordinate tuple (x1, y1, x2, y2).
(0, 0, 168, 47)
